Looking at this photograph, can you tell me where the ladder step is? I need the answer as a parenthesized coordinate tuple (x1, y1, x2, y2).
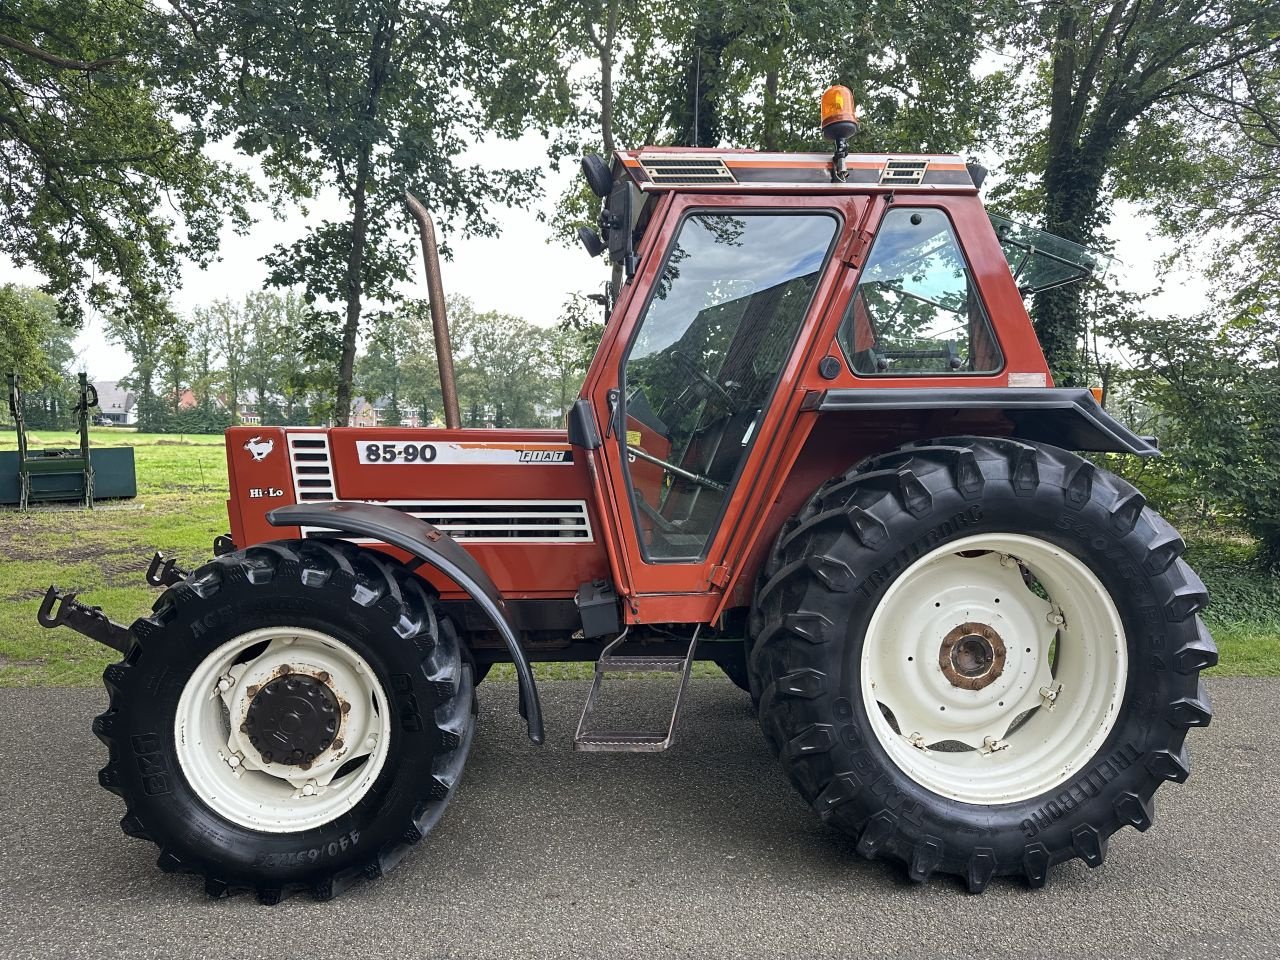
(573, 627, 702, 753)
(596, 656, 685, 673)
(574, 732, 671, 753)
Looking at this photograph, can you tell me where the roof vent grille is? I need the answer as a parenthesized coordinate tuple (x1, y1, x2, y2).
(880, 159, 929, 185)
(640, 156, 736, 185)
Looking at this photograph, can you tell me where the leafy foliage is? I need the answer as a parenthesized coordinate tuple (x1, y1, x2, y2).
(0, 284, 68, 387)
(478, 0, 1015, 242)
(990, 0, 1280, 381)
(168, 0, 543, 421)
(1102, 308, 1280, 570)
(0, 0, 255, 321)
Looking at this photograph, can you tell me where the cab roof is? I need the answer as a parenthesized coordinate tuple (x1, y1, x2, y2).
(618, 147, 978, 194)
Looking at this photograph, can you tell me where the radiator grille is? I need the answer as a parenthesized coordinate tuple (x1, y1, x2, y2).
(302, 500, 592, 543)
(640, 156, 736, 185)
(283, 434, 592, 542)
(286, 432, 336, 501)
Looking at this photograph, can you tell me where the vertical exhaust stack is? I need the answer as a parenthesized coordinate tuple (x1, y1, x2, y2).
(405, 191, 462, 429)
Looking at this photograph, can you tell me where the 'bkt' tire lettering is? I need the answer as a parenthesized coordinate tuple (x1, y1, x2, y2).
(131, 732, 171, 796)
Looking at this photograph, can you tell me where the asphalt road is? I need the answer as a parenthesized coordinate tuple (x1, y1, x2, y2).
(0, 678, 1276, 960)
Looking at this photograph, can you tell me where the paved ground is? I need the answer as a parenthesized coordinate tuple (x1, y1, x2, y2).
(0, 678, 1275, 960)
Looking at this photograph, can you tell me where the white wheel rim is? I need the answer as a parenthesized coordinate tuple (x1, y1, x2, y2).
(860, 533, 1127, 804)
(175, 626, 392, 832)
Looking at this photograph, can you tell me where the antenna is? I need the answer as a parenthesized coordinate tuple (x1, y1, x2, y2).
(691, 48, 701, 147)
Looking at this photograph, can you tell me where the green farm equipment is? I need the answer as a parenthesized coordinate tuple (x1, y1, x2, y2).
(1, 372, 136, 509)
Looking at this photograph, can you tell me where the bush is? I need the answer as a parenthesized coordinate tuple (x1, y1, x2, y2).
(1102, 311, 1280, 571)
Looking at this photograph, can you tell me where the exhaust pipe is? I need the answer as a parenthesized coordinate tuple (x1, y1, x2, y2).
(405, 191, 462, 429)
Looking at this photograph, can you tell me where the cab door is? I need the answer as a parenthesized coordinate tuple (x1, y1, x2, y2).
(588, 194, 860, 620)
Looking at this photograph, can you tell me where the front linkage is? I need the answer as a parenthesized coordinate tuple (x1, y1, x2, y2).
(38, 551, 195, 654)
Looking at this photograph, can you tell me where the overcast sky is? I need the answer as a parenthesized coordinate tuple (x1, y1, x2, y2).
(5, 130, 1206, 382)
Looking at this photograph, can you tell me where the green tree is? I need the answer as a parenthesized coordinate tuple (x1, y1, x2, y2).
(157, 329, 190, 419)
(1103, 309, 1280, 569)
(993, 0, 1280, 381)
(198, 298, 250, 426)
(108, 302, 181, 432)
(187, 304, 222, 428)
(395, 302, 444, 427)
(356, 308, 414, 427)
(0, 284, 63, 388)
(0, 0, 254, 321)
(548, 293, 604, 419)
(1, 285, 79, 428)
(481, 0, 1015, 242)
(450, 298, 552, 428)
(171, 0, 542, 424)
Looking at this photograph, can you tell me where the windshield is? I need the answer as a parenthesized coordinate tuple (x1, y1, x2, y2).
(989, 213, 1114, 294)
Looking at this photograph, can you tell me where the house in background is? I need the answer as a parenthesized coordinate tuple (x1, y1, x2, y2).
(350, 397, 428, 428)
(93, 381, 135, 425)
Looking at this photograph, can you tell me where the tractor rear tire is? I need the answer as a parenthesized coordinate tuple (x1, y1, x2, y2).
(93, 539, 475, 902)
(748, 437, 1216, 891)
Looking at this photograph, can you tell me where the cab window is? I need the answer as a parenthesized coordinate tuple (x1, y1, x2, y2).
(621, 212, 838, 561)
(838, 208, 1002, 375)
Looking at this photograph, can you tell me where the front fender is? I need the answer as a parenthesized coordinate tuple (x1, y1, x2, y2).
(267, 501, 544, 745)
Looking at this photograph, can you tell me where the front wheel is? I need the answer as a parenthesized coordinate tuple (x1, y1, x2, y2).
(748, 437, 1217, 891)
(94, 540, 475, 902)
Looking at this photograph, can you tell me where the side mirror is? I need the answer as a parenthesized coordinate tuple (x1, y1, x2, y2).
(604, 180, 634, 276)
(581, 155, 612, 199)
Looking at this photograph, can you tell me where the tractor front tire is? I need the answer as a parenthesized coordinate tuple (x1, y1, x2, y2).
(94, 539, 475, 902)
(748, 437, 1216, 891)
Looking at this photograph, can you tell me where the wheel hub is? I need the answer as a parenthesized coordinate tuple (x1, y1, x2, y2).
(939, 622, 1006, 691)
(243, 672, 340, 766)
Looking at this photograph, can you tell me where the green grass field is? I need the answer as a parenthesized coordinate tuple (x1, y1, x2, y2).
(1, 428, 1276, 686)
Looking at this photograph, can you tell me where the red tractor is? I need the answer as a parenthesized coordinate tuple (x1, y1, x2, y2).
(40, 87, 1215, 901)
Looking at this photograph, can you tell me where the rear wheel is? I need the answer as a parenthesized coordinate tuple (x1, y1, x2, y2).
(94, 539, 475, 902)
(748, 437, 1216, 890)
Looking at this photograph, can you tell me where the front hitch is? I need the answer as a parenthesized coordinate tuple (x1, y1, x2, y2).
(145, 551, 190, 588)
(37, 586, 132, 654)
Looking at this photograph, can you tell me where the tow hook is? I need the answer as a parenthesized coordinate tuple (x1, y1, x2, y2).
(37, 586, 133, 654)
(145, 551, 190, 588)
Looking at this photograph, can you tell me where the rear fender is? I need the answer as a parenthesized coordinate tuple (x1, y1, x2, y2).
(267, 501, 544, 744)
(811, 387, 1158, 455)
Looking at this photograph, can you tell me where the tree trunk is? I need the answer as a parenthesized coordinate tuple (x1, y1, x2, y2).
(598, 0, 617, 156)
(762, 66, 780, 151)
(335, 172, 368, 426)
(673, 10, 730, 148)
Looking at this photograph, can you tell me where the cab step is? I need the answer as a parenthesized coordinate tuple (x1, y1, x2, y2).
(573, 627, 700, 753)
